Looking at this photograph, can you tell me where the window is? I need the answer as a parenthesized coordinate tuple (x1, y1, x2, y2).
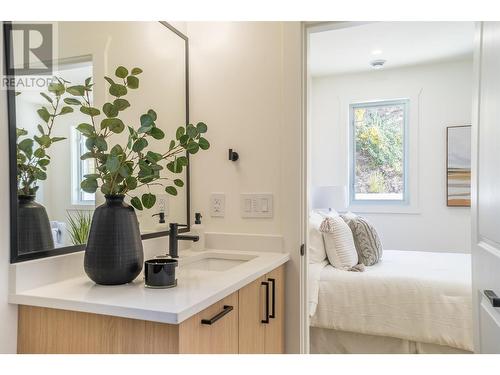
(72, 128, 95, 205)
(350, 99, 408, 203)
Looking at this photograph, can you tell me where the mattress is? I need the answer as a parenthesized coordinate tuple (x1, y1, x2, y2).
(309, 250, 473, 351)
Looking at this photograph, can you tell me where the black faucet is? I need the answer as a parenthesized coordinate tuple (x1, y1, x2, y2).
(168, 223, 199, 258)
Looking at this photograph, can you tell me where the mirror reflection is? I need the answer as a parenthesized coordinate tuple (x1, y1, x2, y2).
(11, 22, 188, 255)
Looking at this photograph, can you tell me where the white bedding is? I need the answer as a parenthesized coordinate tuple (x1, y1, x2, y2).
(309, 250, 473, 351)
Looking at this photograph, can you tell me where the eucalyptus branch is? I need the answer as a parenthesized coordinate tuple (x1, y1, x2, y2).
(74, 65, 210, 210)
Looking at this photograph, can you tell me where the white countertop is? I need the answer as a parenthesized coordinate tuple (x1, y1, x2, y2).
(9, 249, 289, 324)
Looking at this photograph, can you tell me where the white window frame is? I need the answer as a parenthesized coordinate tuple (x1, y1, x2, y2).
(344, 98, 420, 213)
(71, 126, 95, 206)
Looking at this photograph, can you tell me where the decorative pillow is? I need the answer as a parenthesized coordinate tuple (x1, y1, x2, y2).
(341, 214, 383, 266)
(320, 216, 358, 270)
(308, 211, 328, 263)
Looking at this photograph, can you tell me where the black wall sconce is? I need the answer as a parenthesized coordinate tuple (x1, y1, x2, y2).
(228, 149, 239, 162)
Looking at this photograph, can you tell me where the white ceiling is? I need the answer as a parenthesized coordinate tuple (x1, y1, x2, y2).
(309, 22, 475, 77)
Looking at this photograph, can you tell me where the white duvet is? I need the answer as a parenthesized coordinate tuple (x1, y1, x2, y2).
(309, 250, 473, 351)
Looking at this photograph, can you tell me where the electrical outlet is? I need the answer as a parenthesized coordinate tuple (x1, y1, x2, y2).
(210, 193, 225, 217)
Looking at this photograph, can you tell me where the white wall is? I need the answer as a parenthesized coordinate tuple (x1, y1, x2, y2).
(187, 22, 303, 352)
(310, 59, 473, 252)
(0, 27, 19, 353)
(0, 22, 304, 354)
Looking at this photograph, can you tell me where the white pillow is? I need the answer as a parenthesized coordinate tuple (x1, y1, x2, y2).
(321, 216, 358, 270)
(308, 211, 327, 263)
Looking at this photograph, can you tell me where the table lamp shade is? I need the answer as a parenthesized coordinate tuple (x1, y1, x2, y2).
(311, 186, 346, 211)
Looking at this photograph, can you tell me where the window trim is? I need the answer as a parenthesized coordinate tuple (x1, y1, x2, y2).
(71, 126, 95, 206)
(348, 98, 410, 207)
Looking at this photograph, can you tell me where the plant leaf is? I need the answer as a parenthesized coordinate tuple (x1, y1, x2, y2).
(64, 97, 81, 106)
(130, 196, 143, 210)
(115, 66, 128, 78)
(109, 84, 127, 97)
(18, 138, 34, 154)
(176, 127, 185, 140)
(76, 123, 95, 136)
(125, 176, 138, 190)
(66, 85, 85, 96)
(132, 138, 148, 152)
(165, 186, 178, 196)
(59, 106, 74, 115)
(173, 179, 184, 187)
(131, 67, 143, 75)
(147, 109, 157, 121)
(126, 75, 139, 89)
(113, 98, 130, 111)
(102, 102, 118, 118)
(141, 193, 156, 209)
(196, 122, 208, 133)
(95, 136, 108, 151)
(105, 155, 120, 173)
(104, 76, 115, 86)
(140, 114, 154, 127)
(101, 118, 125, 133)
(37, 107, 50, 123)
(81, 178, 98, 193)
(199, 137, 210, 150)
(186, 141, 199, 154)
(48, 82, 65, 96)
(149, 127, 165, 140)
(186, 124, 198, 138)
(80, 106, 101, 117)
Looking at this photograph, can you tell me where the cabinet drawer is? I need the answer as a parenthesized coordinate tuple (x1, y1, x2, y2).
(179, 292, 239, 353)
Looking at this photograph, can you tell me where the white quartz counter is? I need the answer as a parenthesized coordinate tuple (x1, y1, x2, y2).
(9, 249, 289, 324)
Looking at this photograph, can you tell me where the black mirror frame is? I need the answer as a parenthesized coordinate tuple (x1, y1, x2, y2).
(4, 21, 191, 263)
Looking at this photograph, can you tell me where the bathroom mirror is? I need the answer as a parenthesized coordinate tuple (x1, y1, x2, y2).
(4, 21, 190, 262)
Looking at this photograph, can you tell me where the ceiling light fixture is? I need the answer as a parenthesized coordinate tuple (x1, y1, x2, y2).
(370, 59, 386, 69)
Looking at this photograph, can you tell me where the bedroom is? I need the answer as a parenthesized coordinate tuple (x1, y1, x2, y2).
(307, 21, 476, 354)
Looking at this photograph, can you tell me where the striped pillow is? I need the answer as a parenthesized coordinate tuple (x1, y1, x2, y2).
(320, 216, 358, 270)
(341, 214, 382, 266)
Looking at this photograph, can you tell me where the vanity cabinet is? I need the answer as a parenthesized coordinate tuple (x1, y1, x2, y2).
(238, 265, 285, 353)
(17, 264, 285, 354)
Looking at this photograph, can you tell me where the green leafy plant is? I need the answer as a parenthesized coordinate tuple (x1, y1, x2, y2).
(66, 210, 93, 245)
(16, 79, 76, 195)
(72, 66, 210, 210)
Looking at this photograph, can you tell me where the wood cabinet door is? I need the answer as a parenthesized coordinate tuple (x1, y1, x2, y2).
(179, 291, 239, 354)
(264, 265, 285, 353)
(238, 276, 266, 353)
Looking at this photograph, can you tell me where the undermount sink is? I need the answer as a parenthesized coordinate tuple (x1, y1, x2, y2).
(180, 252, 257, 272)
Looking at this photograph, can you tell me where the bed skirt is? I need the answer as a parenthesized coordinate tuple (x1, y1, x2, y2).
(310, 327, 472, 354)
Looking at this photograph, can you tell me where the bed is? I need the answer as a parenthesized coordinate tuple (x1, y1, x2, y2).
(309, 250, 473, 354)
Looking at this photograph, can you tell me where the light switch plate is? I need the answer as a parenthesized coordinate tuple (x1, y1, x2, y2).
(240, 193, 273, 218)
(210, 193, 225, 217)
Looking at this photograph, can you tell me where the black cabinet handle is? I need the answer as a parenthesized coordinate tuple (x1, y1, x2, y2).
(484, 290, 500, 307)
(261, 281, 270, 324)
(268, 278, 276, 319)
(201, 305, 233, 325)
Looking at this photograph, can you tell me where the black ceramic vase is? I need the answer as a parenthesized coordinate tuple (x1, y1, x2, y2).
(84, 195, 144, 285)
(17, 195, 54, 254)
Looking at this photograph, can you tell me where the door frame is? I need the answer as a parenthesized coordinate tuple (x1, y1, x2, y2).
(300, 20, 375, 354)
